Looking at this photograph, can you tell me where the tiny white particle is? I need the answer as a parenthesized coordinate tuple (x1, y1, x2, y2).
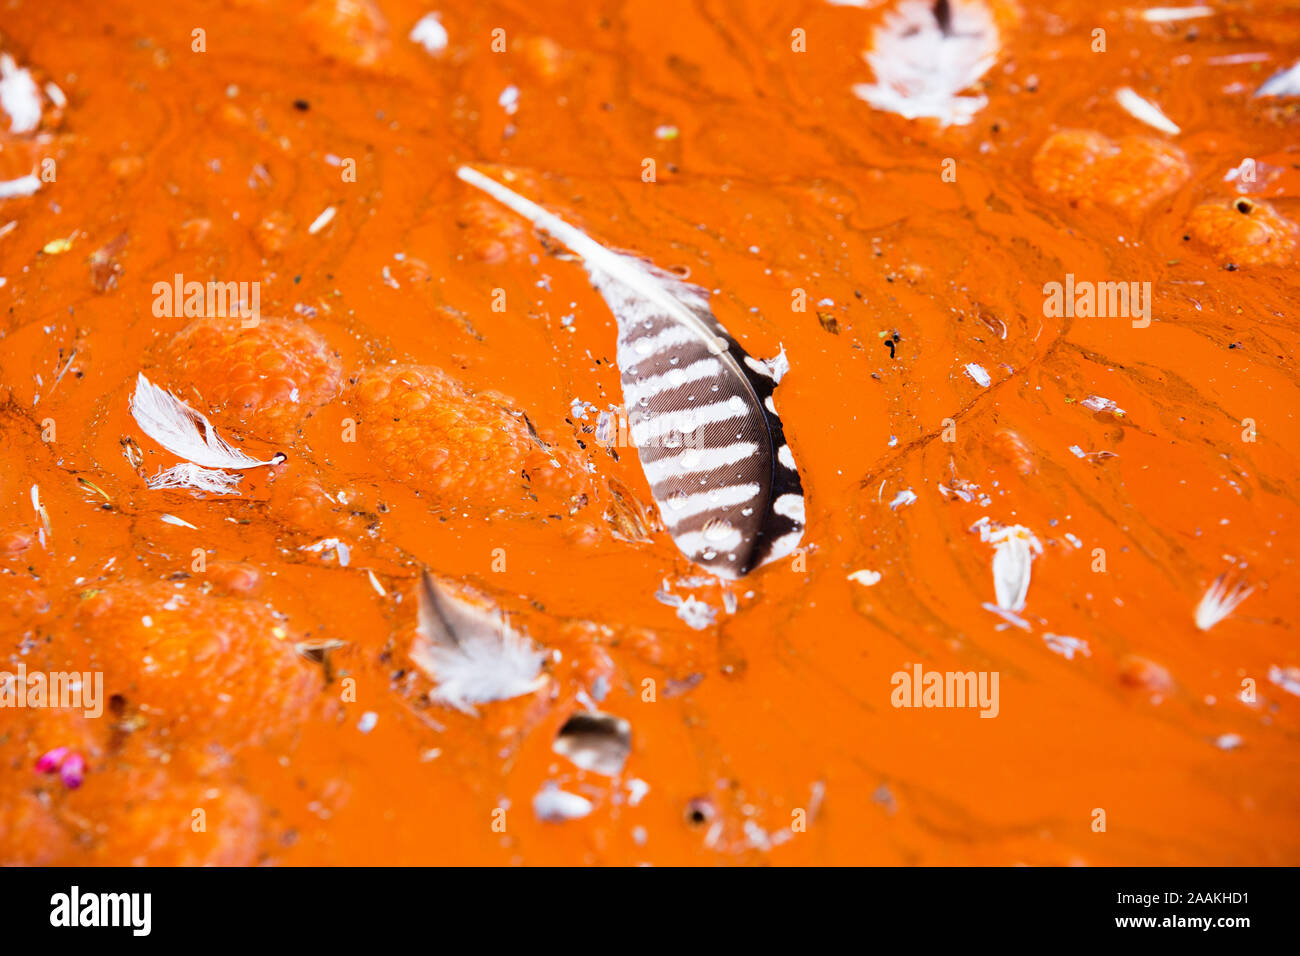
(1115, 86, 1181, 135)
(499, 85, 519, 115)
(889, 489, 917, 510)
(308, 206, 336, 235)
(409, 13, 449, 55)
(965, 363, 991, 388)
(848, 569, 882, 586)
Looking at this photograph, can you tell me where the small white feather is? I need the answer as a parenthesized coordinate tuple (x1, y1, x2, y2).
(852, 0, 1000, 127)
(146, 462, 243, 495)
(411, 572, 547, 715)
(1195, 574, 1252, 630)
(130, 373, 282, 470)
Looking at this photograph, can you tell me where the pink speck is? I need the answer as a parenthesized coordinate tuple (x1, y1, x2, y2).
(59, 752, 86, 789)
(35, 746, 69, 774)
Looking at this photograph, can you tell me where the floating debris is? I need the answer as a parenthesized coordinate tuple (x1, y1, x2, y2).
(852, 0, 1000, 127)
(1079, 395, 1126, 416)
(307, 206, 336, 235)
(654, 579, 719, 629)
(848, 569, 883, 586)
(889, 489, 917, 510)
(300, 537, 351, 567)
(1195, 574, 1253, 630)
(1043, 633, 1090, 660)
(0, 52, 43, 133)
(553, 711, 632, 776)
(76, 477, 113, 505)
(42, 236, 74, 255)
(0, 174, 40, 199)
(30, 484, 51, 545)
(88, 231, 128, 292)
(964, 363, 991, 387)
(146, 462, 243, 495)
(130, 373, 284, 470)
(160, 514, 198, 529)
(410, 571, 547, 715)
(974, 519, 1042, 613)
(533, 783, 593, 822)
(498, 84, 519, 116)
(1116, 87, 1181, 135)
(938, 474, 991, 507)
(983, 601, 1031, 631)
(409, 12, 448, 55)
(1069, 443, 1118, 463)
(35, 747, 85, 789)
(1268, 665, 1300, 697)
(1139, 6, 1214, 21)
(1255, 61, 1300, 98)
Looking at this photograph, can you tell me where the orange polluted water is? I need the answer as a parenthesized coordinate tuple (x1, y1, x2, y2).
(1, 0, 1298, 865)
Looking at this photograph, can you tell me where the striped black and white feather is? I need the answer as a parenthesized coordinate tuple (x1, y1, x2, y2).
(457, 167, 805, 578)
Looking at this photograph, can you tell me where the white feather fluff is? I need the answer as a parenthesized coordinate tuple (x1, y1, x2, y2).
(146, 462, 243, 495)
(1195, 574, 1253, 631)
(852, 0, 1000, 126)
(411, 572, 547, 715)
(130, 373, 282, 470)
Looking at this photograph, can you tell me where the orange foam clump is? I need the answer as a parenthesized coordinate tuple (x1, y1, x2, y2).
(1187, 197, 1298, 267)
(350, 364, 594, 516)
(156, 317, 343, 442)
(1032, 130, 1189, 216)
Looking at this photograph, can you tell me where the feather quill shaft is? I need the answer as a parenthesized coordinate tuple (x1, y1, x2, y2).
(457, 167, 805, 578)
